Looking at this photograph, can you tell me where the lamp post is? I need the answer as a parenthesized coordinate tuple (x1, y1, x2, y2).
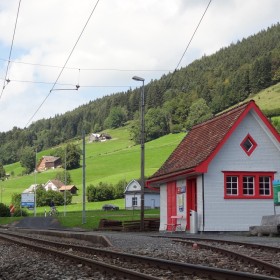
(34, 148, 37, 217)
(132, 76, 145, 231)
(64, 147, 67, 217)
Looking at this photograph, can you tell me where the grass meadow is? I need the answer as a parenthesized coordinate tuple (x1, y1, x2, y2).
(0, 128, 184, 228)
(2, 128, 185, 204)
(2, 82, 279, 228)
(0, 198, 160, 230)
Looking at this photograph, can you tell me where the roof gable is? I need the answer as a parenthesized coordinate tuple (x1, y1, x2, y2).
(45, 179, 65, 188)
(43, 156, 60, 163)
(59, 185, 77, 191)
(124, 179, 141, 193)
(148, 100, 280, 184)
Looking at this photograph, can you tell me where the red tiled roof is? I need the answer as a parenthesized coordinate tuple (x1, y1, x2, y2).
(149, 101, 256, 181)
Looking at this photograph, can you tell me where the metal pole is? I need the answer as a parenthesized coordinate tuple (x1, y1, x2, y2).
(132, 75, 145, 231)
(140, 80, 145, 231)
(34, 148, 37, 217)
(82, 130, 86, 224)
(64, 147, 67, 216)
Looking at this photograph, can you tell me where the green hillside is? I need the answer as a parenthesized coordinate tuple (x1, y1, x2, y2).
(2, 82, 280, 206)
(2, 82, 280, 207)
(1, 23, 280, 168)
(246, 82, 280, 110)
(1, 128, 185, 205)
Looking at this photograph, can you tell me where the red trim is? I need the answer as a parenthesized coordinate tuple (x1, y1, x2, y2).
(147, 100, 280, 185)
(196, 101, 280, 173)
(223, 171, 274, 199)
(250, 101, 280, 142)
(240, 133, 257, 156)
(186, 178, 197, 230)
(146, 168, 196, 187)
(145, 183, 160, 192)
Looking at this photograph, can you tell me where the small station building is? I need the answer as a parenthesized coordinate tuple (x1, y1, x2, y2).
(146, 100, 280, 232)
(124, 179, 160, 210)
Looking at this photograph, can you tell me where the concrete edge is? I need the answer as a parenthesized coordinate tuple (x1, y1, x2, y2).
(7, 228, 113, 247)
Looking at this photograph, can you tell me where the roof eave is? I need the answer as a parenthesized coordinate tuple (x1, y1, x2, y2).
(146, 167, 199, 187)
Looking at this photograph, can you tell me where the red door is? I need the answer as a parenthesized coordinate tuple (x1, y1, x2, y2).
(166, 181, 177, 230)
(186, 178, 197, 230)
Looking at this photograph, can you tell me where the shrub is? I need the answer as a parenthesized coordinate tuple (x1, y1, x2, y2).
(87, 182, 115, 202)
(114, 179, 127, 199)
(0, 203, 11, 217)
(11, 193, 21, 208)
(13, 208, 28, 217)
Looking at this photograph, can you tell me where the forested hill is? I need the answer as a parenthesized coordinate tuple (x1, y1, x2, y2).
(1, 23, 280, 165)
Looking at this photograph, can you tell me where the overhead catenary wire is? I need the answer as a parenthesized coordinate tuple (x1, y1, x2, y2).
(25, 0, 100, 128)
(164, 0, 212, 90)
(0, 0, 22, 100)
(0, 77, 131, 88)
(0, 57, 171, 72)
(175, 0, 212, 70)
(0, 0, 210, 100)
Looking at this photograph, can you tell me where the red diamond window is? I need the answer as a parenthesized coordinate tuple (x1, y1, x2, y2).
(240, 134, 257, 156)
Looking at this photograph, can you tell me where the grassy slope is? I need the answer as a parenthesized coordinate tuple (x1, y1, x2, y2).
(1, 127, 185, 205)
(2, 82, 279, 208)
(245, 82, 280, 110)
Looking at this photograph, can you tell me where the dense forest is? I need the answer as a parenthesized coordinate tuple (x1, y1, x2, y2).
(0, 23, 280, 165)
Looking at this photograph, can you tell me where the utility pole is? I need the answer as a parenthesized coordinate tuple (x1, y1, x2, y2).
(82, 131, 86, 224)
(64, 147, 67, 216)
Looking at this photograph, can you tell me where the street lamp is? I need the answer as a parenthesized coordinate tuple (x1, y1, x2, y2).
(132, 75, 145, 231)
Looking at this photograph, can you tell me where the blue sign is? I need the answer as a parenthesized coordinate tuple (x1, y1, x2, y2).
(21, 193, 35, 208)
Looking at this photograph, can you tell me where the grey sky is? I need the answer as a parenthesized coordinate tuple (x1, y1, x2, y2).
(0, 0, 279, 132)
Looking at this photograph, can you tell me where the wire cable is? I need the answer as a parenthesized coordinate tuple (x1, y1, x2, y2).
(0, 0, 22, 100)
(25, 0, 100, 128)
(162, 0, 212, 92)
(0, 77, 131, 88)
(0, 57, 171, 72)
(175, 0, 212, 70)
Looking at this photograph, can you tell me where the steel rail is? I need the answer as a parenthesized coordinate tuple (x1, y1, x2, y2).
(173, 239, 280, 277)
(0, 233, 160, 280)
(0, 231, 279, 280)
(169, 235, 280, 253)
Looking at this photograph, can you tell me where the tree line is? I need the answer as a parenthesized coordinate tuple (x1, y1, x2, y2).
(0, 23, 280, 165)
(86, 180, 127, 202)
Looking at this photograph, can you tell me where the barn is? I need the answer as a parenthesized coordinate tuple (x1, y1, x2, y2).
(59, 185, 78, 195)
(36, 156, 61, 171)
(146, 100, 280, 232)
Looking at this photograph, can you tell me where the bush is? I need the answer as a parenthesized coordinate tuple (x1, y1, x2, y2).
(0, 203, 11, 217)
(114, 179, 127, 199)
(87, 182, 115, 202)
(11, 193, 21, 208)
(36, 188, 72, 207)
(13, 208, 28, 217)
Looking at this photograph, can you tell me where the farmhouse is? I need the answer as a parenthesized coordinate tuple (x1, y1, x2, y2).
(44, 179, 64, 191)
(89, 133, 112, 143)
(36, 156, 61, 172)
(124, 179, 160, 210)
(147, 100, 280, 232)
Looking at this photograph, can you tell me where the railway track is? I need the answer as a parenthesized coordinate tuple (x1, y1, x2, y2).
(0, 229, 279, 280)
(169, 236, 280, 278)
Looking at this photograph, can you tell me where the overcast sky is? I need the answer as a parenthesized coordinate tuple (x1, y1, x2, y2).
(0, 0, 279, 132)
